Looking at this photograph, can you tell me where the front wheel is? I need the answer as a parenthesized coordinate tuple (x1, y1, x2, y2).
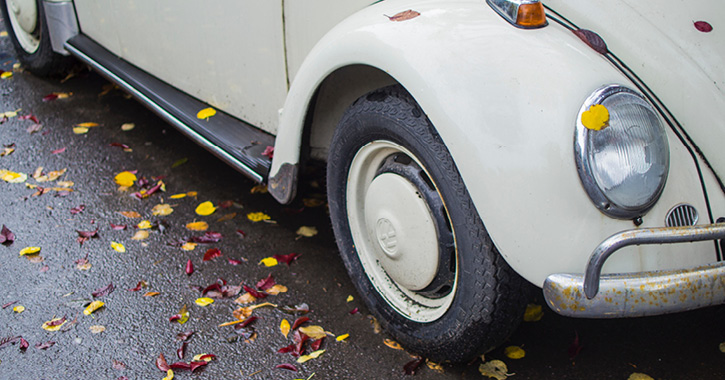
(327, 85, 530, 362)
(1, 0, 69, 76)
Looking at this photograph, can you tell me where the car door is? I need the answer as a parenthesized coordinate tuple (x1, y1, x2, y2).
(105, 0, 288, 133)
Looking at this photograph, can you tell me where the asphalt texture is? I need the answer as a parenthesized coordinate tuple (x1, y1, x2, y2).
(1, 21, 724, 380)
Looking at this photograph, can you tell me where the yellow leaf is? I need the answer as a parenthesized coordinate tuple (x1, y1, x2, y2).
(13, 305, 25, 313)
(581, 104, 610, 131)
(0, 108, 20, 118)
(504, 346, 526, 359)
(234, 293, 257, 304)
(132, 230, 150, 241)
(296, 226, 318, 237)
(84, 301, 105, 315)
(265, 284, 287, 295)
(426, 360, 444, 373)
(196, 107, 217, 120)
(178, 311, 189, 324)
(111, 241, 126, 252)
(119, 211, 141, 218)
(280, 319, 291, 338)
(54, 92, 72, 99)
(19, 246, 41, 256)
(152, 204, 174, 216)
(143, 291, 160, 297)
(170, 193, 187, 199)
(383, 339, 404, 351)
(250, 184, 268, 194)
(76, 260, 92, 270)
(186, 221, 209, 231)
(41, 317, 67, 331)
(137, 220, 153, 229)
(76, 122, 99, 127)
(121, 123, 135, 131)
(250, 302, 277, 310)
(259, 257, 278, 267)
(162, 369, 174, 380)
(523, 304, 543, 322)
(89, 325, 106, 334)
(181, 242, 197, 251)
(195, 297, 215, 306)
(1, 71, 12, 79)
(195, 201, 216, 216)
(336, 333, 349, 342)
(218, 320, 244, 327)
(0, 170, 27, 183)
(720, 342, 725, 353)
(73, 127, 89, 134)
(297, 349, 325, 364)
(0, 31, 7, 37)
(187, 191, 198, 197)
(192, 353, 214, 362)
(628, 374, 655, 380)
(298, 325, 328, 340)
(478, 360, 510, 380)
(247, 212, 271, 222)
(114, 171, 137, 187)
(346, 295, 354, 303)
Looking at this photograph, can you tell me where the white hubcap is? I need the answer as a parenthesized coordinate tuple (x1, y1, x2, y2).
(7, 0, 40, 53)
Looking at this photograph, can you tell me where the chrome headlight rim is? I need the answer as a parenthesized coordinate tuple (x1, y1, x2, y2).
(574, 84, 670, 219)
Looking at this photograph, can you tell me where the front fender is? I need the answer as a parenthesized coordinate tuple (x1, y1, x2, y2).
(271, 0, 714, 286)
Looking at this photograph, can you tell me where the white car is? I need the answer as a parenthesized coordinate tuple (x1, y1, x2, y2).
(4, 0, 724, 361)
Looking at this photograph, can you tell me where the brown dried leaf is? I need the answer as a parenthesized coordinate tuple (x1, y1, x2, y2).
(387, 9, 420, 22)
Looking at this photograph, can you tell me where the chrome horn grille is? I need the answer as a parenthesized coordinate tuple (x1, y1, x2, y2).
(665, 204, 698, 227)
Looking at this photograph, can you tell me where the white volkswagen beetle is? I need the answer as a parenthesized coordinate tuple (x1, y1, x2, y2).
(4, 0, 724, 362)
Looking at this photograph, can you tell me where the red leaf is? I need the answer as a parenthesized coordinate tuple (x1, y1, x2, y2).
(177, 342, 187, 359)
(243, 285, 268, 299)
(293, 330, 309, 357)
(694, 21, 713, 32)
(240, 316, 258, 328)
(273, 253, 301, 266)
(349, 307, 359, 315)
(46, 316, 67, 327)
(256, 274, 275, 291)
(35, 341, 55, 350)
(185, 259, 194, 275)
(176, 331, 194, 341)
(0, 225, 14, 245)
(203, 248, 222, 261)
(70, 205, 86, 214)
(277, 344, 295, 354)
(403, 357, 425, 375)
(310, 337, 324, 351)
(568, 331, 584, 360)
(236, 229, 246, 238)
(156, 353, 170, 371)
(109, 142, 131, 149)
(51, 147, 66, 154)
(92, 283, 115, 298)
(169, 314, 182, 322)
(77, 229, 99, 238)
(19, 338, 28, 350)
(387, 9, 420, 22)
(19, 114, 40, 124)
(262, 146, 274, 158)
(198, 354, 216, 361)
(276, 363, 298, 372)
(201, 283, 222, 296)
(291, 316, 310, 331)
(1, 301, 17, 309)
(169, 362, 191, 370)
(42, 93, 59, 102)
(128, 281, 145, 292)
(227, 258, 243, 265)
(572, 29, 608, 55)
(190, 231, 223, 244)
(189, 361, 208, 372)
(219, 200, 234, 208)
(110, 223, 127, 230)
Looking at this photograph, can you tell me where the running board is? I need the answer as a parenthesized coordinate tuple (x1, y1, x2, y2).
(64, 34, 273, 183)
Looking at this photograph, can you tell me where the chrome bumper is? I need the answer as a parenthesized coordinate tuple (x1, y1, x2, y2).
(543, 223, 725, 318)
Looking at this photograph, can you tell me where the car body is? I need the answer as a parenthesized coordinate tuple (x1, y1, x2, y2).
(5, 0, 724, 361)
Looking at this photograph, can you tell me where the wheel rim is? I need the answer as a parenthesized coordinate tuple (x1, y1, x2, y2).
(347, 140, 457, 322)
(6, 0, 40, 54)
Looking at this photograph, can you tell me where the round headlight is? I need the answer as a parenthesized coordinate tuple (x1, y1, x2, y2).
(575, 85, 669, 219)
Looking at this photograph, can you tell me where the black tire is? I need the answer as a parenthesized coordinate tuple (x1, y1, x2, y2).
(327, 85, 530, 362)
(1, 0, 70, 76)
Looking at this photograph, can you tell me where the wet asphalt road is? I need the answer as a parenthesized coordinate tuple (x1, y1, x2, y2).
(1, 23, 725, 380)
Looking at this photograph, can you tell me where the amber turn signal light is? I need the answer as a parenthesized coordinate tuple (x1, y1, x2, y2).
(516, 3, 547, 28)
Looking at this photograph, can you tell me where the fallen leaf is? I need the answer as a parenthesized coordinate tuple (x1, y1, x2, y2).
(261, 145, 274, 158)
(137, 220, 153, 229)
(266, 284, 288, 295)
(13, 305, 25, 313)
(162, 369, 174, 380)
(170, 193, 188, 199)
(297, 349, 325, 363)
(152, 204, 174, 216)
(0, 169, 27, 183)
(169, 305, 190, 324)
(250, 184, 267, 194)
(216, 213, 236, 222)
(110, 223, 127, 230)
(259, 257, 278, 267)
(386, 9, 420, 21)
(504, 346, 526, 359)
(73, 127, 89, 134)
(195, 297, 214, 306)
(196, 107, 216, 120)
(70, 204, 86, 214)
(188, 231, 223, 243)
(185, 259, 194, 275)
(182, 242, 197, 251)
(157, 353, 171, 371)
(1, 225, 15, 245)
(346, 295, 354, 302)
(186, 221, 209, 231)
(112, 359, 126, 370)
(404, 357, 425, 375)
(234, 293, 256, 305)
(111, 241, 126, 252)
(143, 292, 160, 297)
(89, 325, 106, 334)
(0, 71, 12, 79)
(349, 307, 359, 315)
(336, 333, 349, 342)
(296, 226, 318, 238)
(694, 21, 713, 33)
(568, 331, 583, 360)
(247, 212, 271, 222)
(523, 304, 543, 322)
(274, 253, 301, 266)
(121, 122, 135, 131)
(84, 300, 105, 315)
(1, 145, 14, 156)
(114, 171, 137, 187)
(119, 211, 141, 218)
(177, 342, 187, 359)
(172, 158, 188, 168)
(291, 316, 310, 330)
(176, 331, 194, 341)
(92, 283, 115, 298)
(76, 122, 99, 127)
(75, 258, 92, 270)
(51, 147, 66, 154)
(281, 319, 291, 338)
(227, 258, 243, 265)
(256, 274, 276, 290)
(19, 246, 41, 256)
(195, 201, 216, 216)
(581, 104, 609, 131)
(42, 317, 67, 331)
(479, 359, 510, 380)
(128, 281, 148, 291)
(35, 341, 55, 350)
(628, 374, 655, 380)
(203, 248, 222, 261)
(298, 326, 328, 340)
(131, 230, 150, 241)
(243, 285, 268, 299)
(384, 339, 404, 350)
(572, 28, 608, 55)
(276, 363, 298, 372)
(720, 342, 725, 353)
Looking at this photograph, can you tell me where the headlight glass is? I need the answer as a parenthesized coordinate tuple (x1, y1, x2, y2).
(575, 85, 669, 219)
